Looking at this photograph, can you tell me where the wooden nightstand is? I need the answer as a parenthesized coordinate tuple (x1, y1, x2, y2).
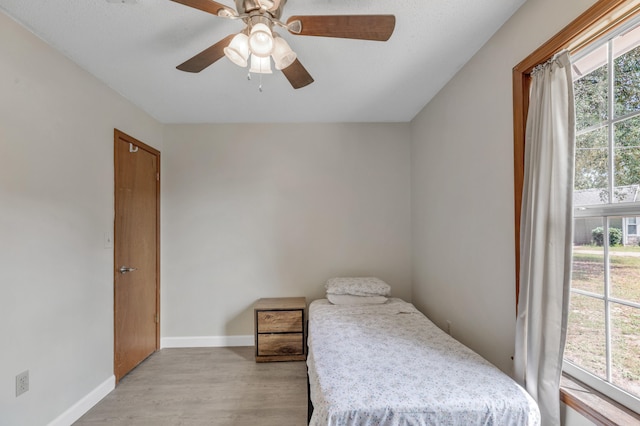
(254, 297, 306, 362)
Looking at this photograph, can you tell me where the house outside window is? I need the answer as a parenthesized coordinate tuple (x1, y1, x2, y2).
(627, 217, 638, 236)
(565, 17, 640, 413)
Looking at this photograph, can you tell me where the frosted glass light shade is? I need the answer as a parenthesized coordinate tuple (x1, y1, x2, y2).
(224, 33, 249, 67)
(248, 23, 274, 57)
(249, 54, 272, 74)
(272, 36, 296, 70)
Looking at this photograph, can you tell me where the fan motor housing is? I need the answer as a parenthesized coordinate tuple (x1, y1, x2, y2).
(236, 0, 286, 19)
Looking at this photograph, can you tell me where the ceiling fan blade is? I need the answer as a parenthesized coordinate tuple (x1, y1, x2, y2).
(286, 15, 395, 41)
(170, 0, 236, 17)
(281, 59, 314, 89)
(176, 34, 236, 73)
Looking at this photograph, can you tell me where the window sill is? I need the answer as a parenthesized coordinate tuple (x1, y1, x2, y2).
(560, 373, 640, 425)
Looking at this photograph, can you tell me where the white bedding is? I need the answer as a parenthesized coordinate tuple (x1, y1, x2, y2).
(307, 298, 540, 426)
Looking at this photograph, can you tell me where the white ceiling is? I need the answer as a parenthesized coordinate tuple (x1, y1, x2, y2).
(0, 0, 526, 123)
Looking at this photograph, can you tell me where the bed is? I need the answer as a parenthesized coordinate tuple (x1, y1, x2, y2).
(306, 297, 540, 425)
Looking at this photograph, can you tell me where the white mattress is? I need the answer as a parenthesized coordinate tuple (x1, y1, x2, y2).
(307, 298, 540, 426)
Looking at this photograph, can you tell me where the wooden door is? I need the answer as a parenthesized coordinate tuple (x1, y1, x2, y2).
(114, 129, 160, 383)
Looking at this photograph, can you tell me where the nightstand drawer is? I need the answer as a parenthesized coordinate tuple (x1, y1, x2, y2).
(257, 333, 304, 356)
(254, 297, 306, 362)
(257, 310, 302, 333)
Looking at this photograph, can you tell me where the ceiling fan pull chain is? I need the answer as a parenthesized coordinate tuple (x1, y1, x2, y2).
(245, 71, 263, 92)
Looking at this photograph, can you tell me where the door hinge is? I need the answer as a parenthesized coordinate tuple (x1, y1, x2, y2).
(155, 314, 159, 323)
(156, 173, 159, 181)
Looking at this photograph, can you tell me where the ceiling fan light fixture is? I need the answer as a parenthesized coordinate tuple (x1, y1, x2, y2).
(248, 23, 274, 57)
(224, 33, 249, 67)
(272, 36, 296, 70)
(171, 0, 397, 89)
(250, 54, 272, 74)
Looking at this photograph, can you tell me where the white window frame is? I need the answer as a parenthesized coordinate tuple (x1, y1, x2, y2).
(566, 211, 640, 413)
(567, 15, 640, 414)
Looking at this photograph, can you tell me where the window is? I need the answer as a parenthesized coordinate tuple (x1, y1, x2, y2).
(565, 18, 640, 414)
(625, 217, 638, 236)
(514, 1, 640, 422)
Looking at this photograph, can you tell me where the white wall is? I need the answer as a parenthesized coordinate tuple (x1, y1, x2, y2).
(0, 11, 163, 425)
(409, 0, 597, 424)
(162, 123, 412, 339)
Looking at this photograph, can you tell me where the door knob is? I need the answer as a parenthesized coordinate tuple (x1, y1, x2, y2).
(119, 266, 137, 274)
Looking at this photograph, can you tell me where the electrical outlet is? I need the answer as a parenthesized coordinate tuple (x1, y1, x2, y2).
(16, 370, 29, 397)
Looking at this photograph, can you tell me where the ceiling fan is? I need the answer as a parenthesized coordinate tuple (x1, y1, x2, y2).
(171, 0, 396, 89)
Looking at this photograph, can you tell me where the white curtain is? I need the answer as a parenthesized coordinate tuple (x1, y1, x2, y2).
(514, 50, 575, 426)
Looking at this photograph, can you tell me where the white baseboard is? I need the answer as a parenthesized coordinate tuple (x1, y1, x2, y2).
(48, 375, 115, 426)
(161, 335, 254, 348)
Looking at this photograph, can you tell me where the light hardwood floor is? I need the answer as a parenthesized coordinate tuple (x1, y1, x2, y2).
(74, 347, 308, 426)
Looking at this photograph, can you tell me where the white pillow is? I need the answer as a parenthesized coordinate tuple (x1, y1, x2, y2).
(325, 277, 391, 297)
(327, 294, 388, 305)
